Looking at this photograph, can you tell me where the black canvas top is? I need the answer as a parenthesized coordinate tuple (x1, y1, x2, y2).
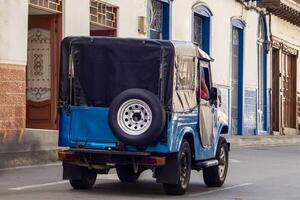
(59, 37, 175, 110)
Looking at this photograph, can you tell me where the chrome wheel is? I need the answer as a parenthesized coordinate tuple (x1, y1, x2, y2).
(203, 137, 229, 187)
(218, 146, 226, 181)
(163, 140, 191, 195)
(179, 151, 189, 188)
(117, 99, 152, 136)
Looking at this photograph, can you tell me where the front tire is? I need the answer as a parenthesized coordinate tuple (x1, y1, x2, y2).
(163, 140, 191, 195)
(203, 137, 229, 187)
(69, 167, 97, 189)
(116, 165, 141, 183)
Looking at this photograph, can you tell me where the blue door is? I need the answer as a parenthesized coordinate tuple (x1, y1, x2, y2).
(257, 16, 268, 133)
(231, 21, 244, 135)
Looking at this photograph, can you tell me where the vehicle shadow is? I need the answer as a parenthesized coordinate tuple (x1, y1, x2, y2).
(71, 179, 211, 198)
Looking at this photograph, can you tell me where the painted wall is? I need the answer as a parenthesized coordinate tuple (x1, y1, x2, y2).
(172, 0, 260, 88)
(106, 0, 148, 38)
(63, 0, 90, 37)
(0, 0, 28, 65)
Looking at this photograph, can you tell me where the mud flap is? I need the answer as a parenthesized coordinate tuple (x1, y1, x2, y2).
(63, 162, 83, 180)
(154, 153, 179, 184)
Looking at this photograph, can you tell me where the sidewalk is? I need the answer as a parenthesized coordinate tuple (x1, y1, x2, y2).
(0, 129, 59, 169)
(224, 135, 300, 146)
(0, 130, 299, 169)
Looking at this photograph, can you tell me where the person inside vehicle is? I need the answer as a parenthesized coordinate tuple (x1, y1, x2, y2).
(197, 66, 210, 102)
(200, 79, 209, 101)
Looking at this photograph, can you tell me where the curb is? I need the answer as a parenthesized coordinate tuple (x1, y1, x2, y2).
(0, 149, 59, 169)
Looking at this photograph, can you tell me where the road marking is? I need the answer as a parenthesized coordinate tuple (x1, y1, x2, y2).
(8, 174, 118, 191)
(229, 159, 241, 163)
(0, 163, 61, 171)
(9, 181, 68, 191)
(189, 183, 253, 197)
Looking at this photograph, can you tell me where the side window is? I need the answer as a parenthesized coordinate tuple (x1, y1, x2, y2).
(173, 55, 197, 113)
(202, 67, 211, 91)
(176, 56, 195, 90)
(197, 60, 211, 101)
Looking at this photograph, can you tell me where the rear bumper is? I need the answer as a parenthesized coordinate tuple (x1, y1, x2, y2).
(58, 148, 166, 167)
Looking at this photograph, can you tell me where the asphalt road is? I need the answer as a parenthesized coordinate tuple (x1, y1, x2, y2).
(0, 144, 299, 200)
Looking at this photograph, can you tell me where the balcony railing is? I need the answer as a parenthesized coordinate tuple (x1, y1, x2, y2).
(29, 0, 62, 13)
(90, 0, 118, 30)
(258, 0, 300, 26)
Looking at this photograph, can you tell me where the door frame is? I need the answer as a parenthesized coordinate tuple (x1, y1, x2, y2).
(257, 15, 269, 133)
(230, 19, 245, 135)
(26, 14, 62, 130)
(270, 39, 298, 135)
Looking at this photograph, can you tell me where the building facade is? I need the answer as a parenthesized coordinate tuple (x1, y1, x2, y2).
(0, 0, 299, 144)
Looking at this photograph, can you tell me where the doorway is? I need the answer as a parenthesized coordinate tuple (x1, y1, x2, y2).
(281, 53, 297, 132)
(257, 16, 268, 133)
(231, 24, 244, 135)
(271, 49, 280, 133)
(26, 14, 61, 129)
(271, 46, 297, 135)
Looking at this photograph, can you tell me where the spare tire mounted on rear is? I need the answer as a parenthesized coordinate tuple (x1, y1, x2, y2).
(108, 89, 166, 146)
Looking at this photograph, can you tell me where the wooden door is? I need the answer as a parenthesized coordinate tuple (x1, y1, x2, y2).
(26, 15, 60, 129)
(281, 53, 297, 130)
(271, 49, 280, 132)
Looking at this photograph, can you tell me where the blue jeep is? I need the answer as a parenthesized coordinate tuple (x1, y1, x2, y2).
(58, 37, 229, 195)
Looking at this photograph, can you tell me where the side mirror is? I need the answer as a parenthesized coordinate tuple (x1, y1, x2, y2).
(210, 87, 222, 107)
(210, 87, 218, 101)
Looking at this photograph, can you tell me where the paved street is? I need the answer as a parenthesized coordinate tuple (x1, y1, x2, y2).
(0, 144, 299, 200)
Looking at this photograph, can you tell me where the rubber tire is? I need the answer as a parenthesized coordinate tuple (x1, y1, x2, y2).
(203, 137, 229, 187)
(69, 167, 97, 190)
(108, 88, 166, 145)
(116, 165, 141, 183)
(163, 140, 192, 195)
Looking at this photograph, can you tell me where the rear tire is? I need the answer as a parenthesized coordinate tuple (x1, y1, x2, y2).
(116, 165, 141, 183)
(69, 167, 97, 189)
(203, 137, 229, 187)
(163, 140, 191, 195)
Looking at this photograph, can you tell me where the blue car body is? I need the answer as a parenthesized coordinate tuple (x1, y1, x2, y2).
(59, 105, 228, 160)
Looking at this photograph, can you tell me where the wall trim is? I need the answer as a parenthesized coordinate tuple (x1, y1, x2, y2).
(0, 60, 27, 67)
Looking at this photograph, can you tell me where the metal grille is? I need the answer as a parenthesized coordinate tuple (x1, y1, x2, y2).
(27, 28, 51, 102)
(231, 27, 240, 135)
(29, 0, 62, 13)
(149, 0, 163, 39)
(193, 15, 203, 48)
(90, 0, 118, 29)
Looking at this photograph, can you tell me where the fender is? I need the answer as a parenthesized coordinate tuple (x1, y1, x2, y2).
(173, 127, 196, 153)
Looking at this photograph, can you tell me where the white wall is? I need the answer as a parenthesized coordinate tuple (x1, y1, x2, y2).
(0, 0, 28, 65)
(107, 0, 148, 38)
(63, 0, 90, 37)
(172, 0, 260, 87)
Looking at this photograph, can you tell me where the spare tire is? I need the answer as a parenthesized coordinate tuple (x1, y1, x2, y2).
(108, 88, 166, 146)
